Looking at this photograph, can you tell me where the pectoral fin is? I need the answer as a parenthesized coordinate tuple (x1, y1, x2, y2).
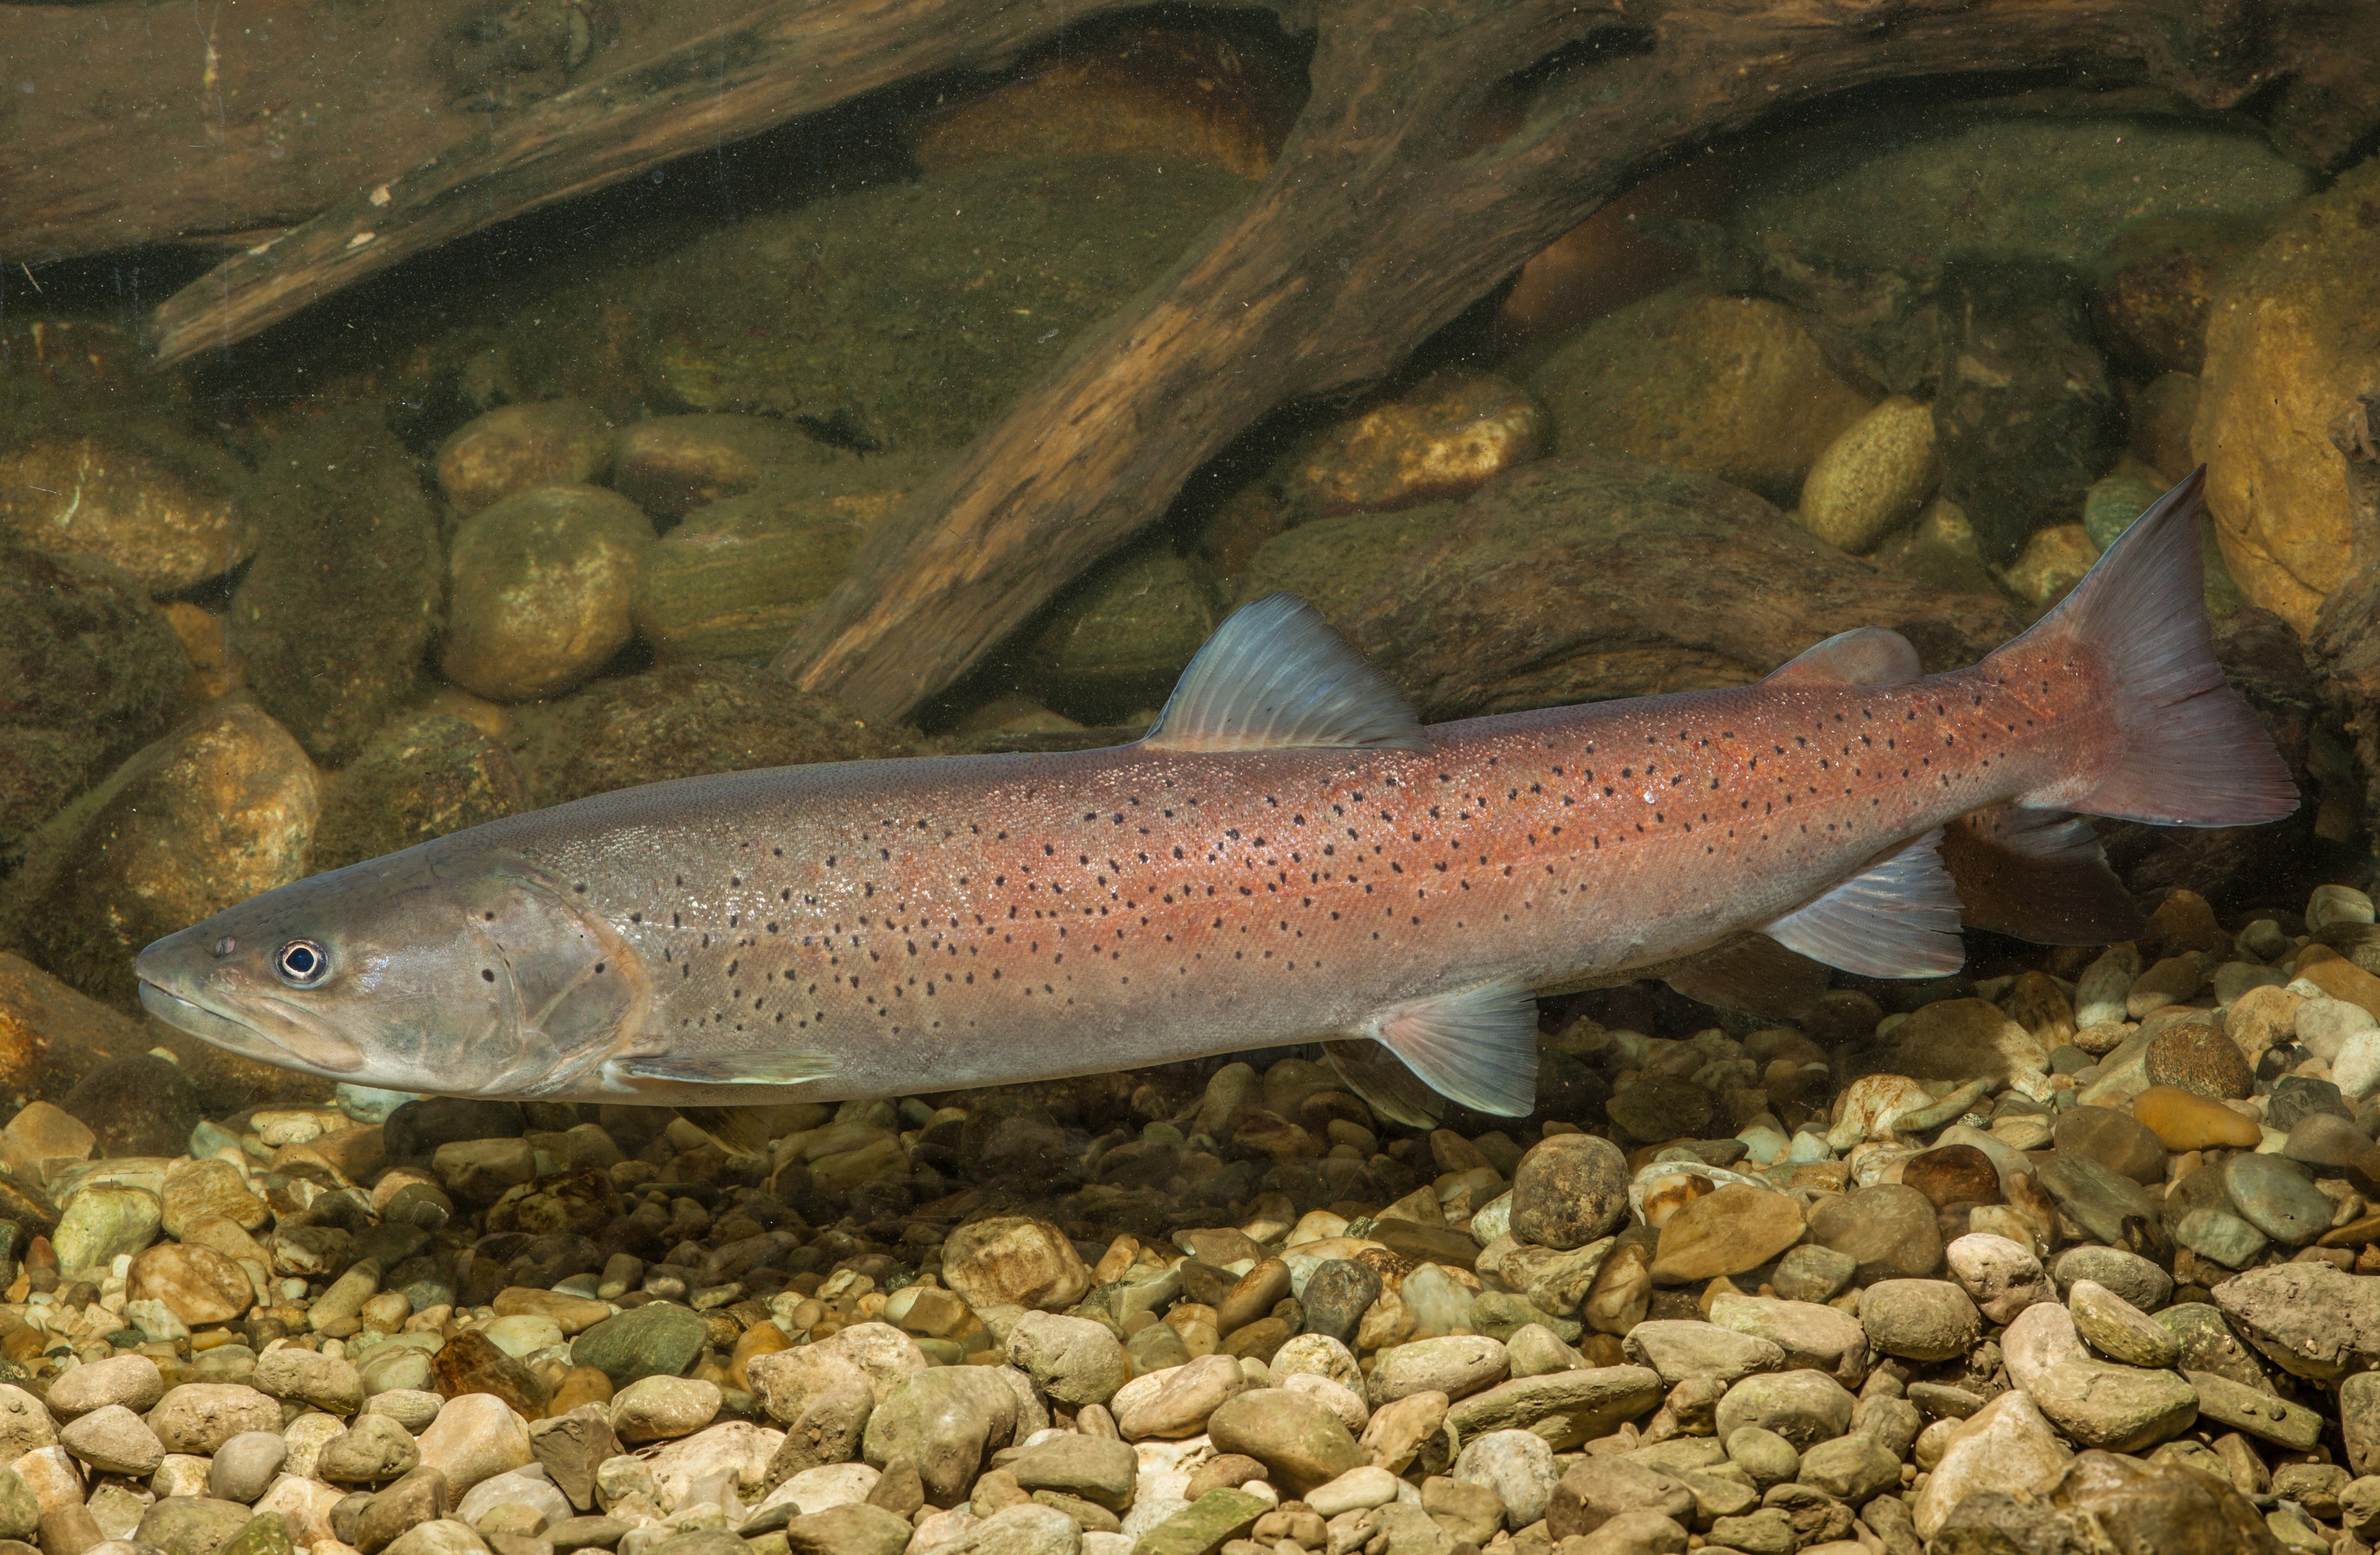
(616, 1051, 841, 1087)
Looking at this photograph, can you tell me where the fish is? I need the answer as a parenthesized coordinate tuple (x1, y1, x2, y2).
(134, 468, 2295, 1117)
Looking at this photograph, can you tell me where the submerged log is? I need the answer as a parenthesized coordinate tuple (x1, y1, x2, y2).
(12, 0, 2377, 723)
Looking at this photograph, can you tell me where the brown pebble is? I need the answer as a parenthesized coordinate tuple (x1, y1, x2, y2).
(546, 1366, 615, 1417)
(1183, 1454, 1268, 1501)
(2144, 1023, 2254, 1099)
(1899, 1145, 2002, 1210)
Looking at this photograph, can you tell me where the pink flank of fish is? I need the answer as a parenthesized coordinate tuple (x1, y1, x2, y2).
(135, 470, 2292, 1116)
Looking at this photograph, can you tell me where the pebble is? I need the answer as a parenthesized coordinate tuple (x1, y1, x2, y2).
(58, 1404, 165, 1475)
(418, 1393, 534, 1497)
(442, 487, 655, 703)
(941, 1217, 1092, 1312)
(210, 1431, 292, 1502)
(2129, 1095, 2256, 1165)
(2067, 1280, 2181, 1368)
(435, 403, 615, 514)
(2221, 1152, 2336, 1246)
(1912, 1391, 2070, 1539)
(1795, 395, 1938, 553)
(1508, 1134, 1630, 1250)
(1899, 1144, 2002, 1208)
(1944, 1234, 2055, 1325)
(1769, 1246, 1856, 1305)
(1711, 1370, 1855, 1450)
(1805, 1183, 1942, 1280)
(318, 1414, 420, 1485)
(571, 1303, 709, 1385)
(2024, 1357, 2198, 1452)
(608, 1377, 720, 1444)
(1859, 1280, 1983, 1363)
(1646, 1185, 1804, 1282)
(46, 1355, 164, 1418)
(2144, 1022, 2255, 1098)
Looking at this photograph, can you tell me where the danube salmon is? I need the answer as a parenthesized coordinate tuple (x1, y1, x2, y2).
(134, 470, 2294, 1115)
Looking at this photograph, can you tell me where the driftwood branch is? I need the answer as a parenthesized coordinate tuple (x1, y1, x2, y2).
(776, 0, 2380, 719)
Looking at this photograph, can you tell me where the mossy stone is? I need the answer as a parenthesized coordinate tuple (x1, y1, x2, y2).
(0, 546, 185, 875)
(509, 664, 907, 808)
(231, 413, 442, 764)
(1235, 504, 1461, 626)
(571, 1300, 708, 1385)
(1021, 549, 1220, 722)
(311, 711, 529, 872)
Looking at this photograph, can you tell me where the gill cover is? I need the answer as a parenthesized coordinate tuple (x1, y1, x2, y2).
(458, 865, 650, 1093)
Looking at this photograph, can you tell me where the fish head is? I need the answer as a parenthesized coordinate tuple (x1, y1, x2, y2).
(135, 841, 648, 1097)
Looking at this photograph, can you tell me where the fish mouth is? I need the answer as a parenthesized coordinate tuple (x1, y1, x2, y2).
(137, 976, 364, 1074)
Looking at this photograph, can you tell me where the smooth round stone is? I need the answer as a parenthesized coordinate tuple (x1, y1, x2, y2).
(208, 1430, 289, 1503)
(2049, 1246, 2172, 1314)
(2143, 1023, 2254, 1099)
(442, 486, 654, 703)
(1901, 1145, 2002, 1208)
(1771, 1246, 1858, 1306)
(1805, 1183, 1943, 1280)
(571, 1302, 708, 1385)
(1795, 395, 1938, 554)
(435, 402, 614, 514)
(1712, 1370, 1856, 1450)
(2051, 1106, 2168, 1185)
(2067, 1280, 2180, 1370)
(1508, 1134, 1632, 1251)
(2284, 1112, 2372, 1169)
(2173, 1207, 2269, 1269)
(2222, 1152, 2335, 1247)
(2131, 1087, 2262, 1151)
(1647, 1185, 1806, 1283)
(1859, 1280, 1983, 1363)
(481, 1316, 566, 1359)
(1723, 1426, 1801, 1489)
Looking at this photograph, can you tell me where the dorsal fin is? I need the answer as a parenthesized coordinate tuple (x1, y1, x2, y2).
(1765, 626, 1924, 687)
(1142, 593, 1428, 753)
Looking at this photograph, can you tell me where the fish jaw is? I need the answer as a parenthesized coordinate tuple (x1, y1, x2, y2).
(135, 926, 368, 1078)
(132, 840, 658, 1099)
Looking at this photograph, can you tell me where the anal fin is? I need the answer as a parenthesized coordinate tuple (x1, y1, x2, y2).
(1941, 805, 2147, 945)
(1766, 828, 1966, 979)
(1357, 978, 1538, 1117)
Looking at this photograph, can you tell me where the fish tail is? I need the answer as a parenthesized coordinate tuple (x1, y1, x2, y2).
(2005, 465, 2297, 827)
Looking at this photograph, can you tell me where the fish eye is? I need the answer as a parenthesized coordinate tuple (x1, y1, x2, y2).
(275, 940, 330, 988)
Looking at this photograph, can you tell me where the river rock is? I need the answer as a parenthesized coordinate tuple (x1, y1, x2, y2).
(859, 1367, 1020, 1504)
(147, 1385, 282, 1455)
(59, 1404, 165, 1476)
(1021, 549, 1220, 722)
(1287, 371, 1543, 517)
(1206, 1389, 1364, 1495)
(231, 411, 442, 763)
(1507, 1133, 1631, 1252)
(1859, 1280, 1981, 1363)
(53, 1184, 161, 1272)
(1341, 451, 2020, 723)
(443, 486, 654, 702)
(47, 1355, 165, 1420)
(2023, 1359, 2197, 1452)
(417, 1395, 532, 1498)
(1712, 1370, 1854, 1450)
(1795, 395, 1937, 554)
(631, 477, 889, 663)
(2196, 158, 2380, 633)
(1912, 1390, 2071, 1539)
(435, 402, 614, 515)
(1528, 285, 1872, 501)
(0, 429, 255, 593)
(7, 698, 319, 1008)
(1805, 1183, 1942, 1280)
(0, 547, 184, 874)
(942, 1217, 1091, 1312)
(1707, 1295, 1868, 1390)
(1944, 1233, 2053, 1324)
(571, 1302, 708, 1385)
(310, 711, 528, 873)
(2221, 1152, 2334, 1246)
(507, 661, 904, 810)
(1647, 1185, 1804, 1284)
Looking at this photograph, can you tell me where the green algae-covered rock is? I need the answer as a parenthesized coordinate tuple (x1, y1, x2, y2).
(1235, 504, 1461, 626)
(0, 546, 185, 876)
(570, 1301, 708, 1385)
(508, 663, 907, 809)
(311, 711, 528, 873)
(1021, 549, 1220, 722)
(231, 413, 442, 765)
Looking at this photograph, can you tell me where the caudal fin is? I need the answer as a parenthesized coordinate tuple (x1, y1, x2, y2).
(2015, 467, 2297, 827)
